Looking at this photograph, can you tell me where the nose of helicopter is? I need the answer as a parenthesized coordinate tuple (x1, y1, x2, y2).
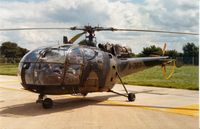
(18, 44, 85, 89)
(18, 44, 92, 78)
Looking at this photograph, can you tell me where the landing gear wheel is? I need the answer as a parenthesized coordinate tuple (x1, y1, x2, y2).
(128, 93, 135, 102)
(82, 93, 88, 97)
(42, 98, 53, 109)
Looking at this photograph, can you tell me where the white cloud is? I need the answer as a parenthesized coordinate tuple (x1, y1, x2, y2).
(0, 0, 198, 53)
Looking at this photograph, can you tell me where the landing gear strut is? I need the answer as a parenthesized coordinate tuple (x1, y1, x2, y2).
(36, 94, 53, 109)
(109, 71, 136, 102)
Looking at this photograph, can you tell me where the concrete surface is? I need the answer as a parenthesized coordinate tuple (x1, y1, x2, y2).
(0, 75, 199, 129)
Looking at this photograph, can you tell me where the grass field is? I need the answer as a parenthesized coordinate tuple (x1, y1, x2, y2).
(122, 66, 199, 90)
(0, 64, 198, 90)
(0, 64, 18, 76)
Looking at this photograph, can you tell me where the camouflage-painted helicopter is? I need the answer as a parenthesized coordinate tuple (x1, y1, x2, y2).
(1, 26, 198, 108)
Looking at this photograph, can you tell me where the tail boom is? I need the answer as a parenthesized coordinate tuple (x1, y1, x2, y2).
(117, 56, 170, 77)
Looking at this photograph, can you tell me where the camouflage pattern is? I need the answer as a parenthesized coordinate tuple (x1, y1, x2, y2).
(19, 43, 171, 95)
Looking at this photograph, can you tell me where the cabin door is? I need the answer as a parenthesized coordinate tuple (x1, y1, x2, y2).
(63, 48, 83, 85)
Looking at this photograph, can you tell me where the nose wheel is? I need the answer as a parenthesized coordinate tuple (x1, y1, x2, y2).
(42, 98, 53, 109)
(36, 94, 53, 109)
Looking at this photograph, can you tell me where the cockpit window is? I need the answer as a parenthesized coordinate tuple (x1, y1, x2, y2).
(40, 48, 66, 63)
(20, 45, 70, 63)
(68, 48, 83, 64)
(19, 45, 84, 86)
(20, 47, 44, 62)
(82, 48, 95, 60)
(59, 45, 70, 50)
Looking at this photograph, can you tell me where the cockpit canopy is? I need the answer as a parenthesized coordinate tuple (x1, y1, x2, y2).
(19, 44, 95, 86)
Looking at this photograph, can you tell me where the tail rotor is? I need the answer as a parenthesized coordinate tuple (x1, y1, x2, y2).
(161, 43, 176, 80)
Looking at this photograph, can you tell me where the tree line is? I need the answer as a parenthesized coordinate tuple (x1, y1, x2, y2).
(0, 41, 199, 65)
(135, 43, 199, 65)
(0, 42, 29, 63)
(0, 42, 29, 58)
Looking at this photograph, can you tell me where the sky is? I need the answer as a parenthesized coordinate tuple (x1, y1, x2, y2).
(0, 0, 199, 53)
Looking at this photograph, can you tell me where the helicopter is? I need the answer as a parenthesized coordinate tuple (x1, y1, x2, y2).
(0, 25, 198, 109)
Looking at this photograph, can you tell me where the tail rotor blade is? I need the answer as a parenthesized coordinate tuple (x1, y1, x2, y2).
(162, 43, 167, 56)
(162, 60, 176, 80)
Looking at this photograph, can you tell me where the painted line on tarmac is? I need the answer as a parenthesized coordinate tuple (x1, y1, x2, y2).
(0, 86, 25, 92)
(48, 94, 200, 117)
(164, 104, 199, 117)
(97, 100, 199, 117)
(0, 81, 20, 85)
(0, 86, 198, 117)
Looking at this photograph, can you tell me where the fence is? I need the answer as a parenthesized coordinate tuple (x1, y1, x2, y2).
(175, 57, 199, 66)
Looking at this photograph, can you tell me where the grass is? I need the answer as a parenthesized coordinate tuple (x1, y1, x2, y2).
(0, 63, 18, 76)
(122, 65, 199, 90)
(0, 64, 198, 90)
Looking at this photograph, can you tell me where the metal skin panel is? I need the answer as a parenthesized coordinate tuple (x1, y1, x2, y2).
(117, 56, 169, 77)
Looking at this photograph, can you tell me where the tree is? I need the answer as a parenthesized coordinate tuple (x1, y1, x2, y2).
(165, 50, 178, 58)
(1, 42, 18, 58)
(138, 45, 162, 57)
(16, 47, 29, 57)
(183, 43, 199, 57)
(0, 41, 29, 58)
(182, 43, 199, 65)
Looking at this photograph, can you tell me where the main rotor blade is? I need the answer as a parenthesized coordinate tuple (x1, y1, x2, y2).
(112, 28, 199, 35)
(0, 26, 198, 36)
(0, 27, 72, 31)
(69, 32, 86, 43)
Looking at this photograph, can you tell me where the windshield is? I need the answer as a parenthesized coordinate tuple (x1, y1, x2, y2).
(20, 45, 71, 63)
(19, 44, 85, 86)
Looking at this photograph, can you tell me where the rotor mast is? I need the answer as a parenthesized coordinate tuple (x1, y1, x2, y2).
(70, 26, 96, 43)
(85, 26, 95, 42)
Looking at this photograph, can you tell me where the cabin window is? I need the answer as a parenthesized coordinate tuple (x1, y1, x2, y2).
(82, 48, 95, 60)
(64, 65, 81, 85)
(68, 48, 83, 64)
(24, 63, 35, 84)
(64, 48, 83, 85)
